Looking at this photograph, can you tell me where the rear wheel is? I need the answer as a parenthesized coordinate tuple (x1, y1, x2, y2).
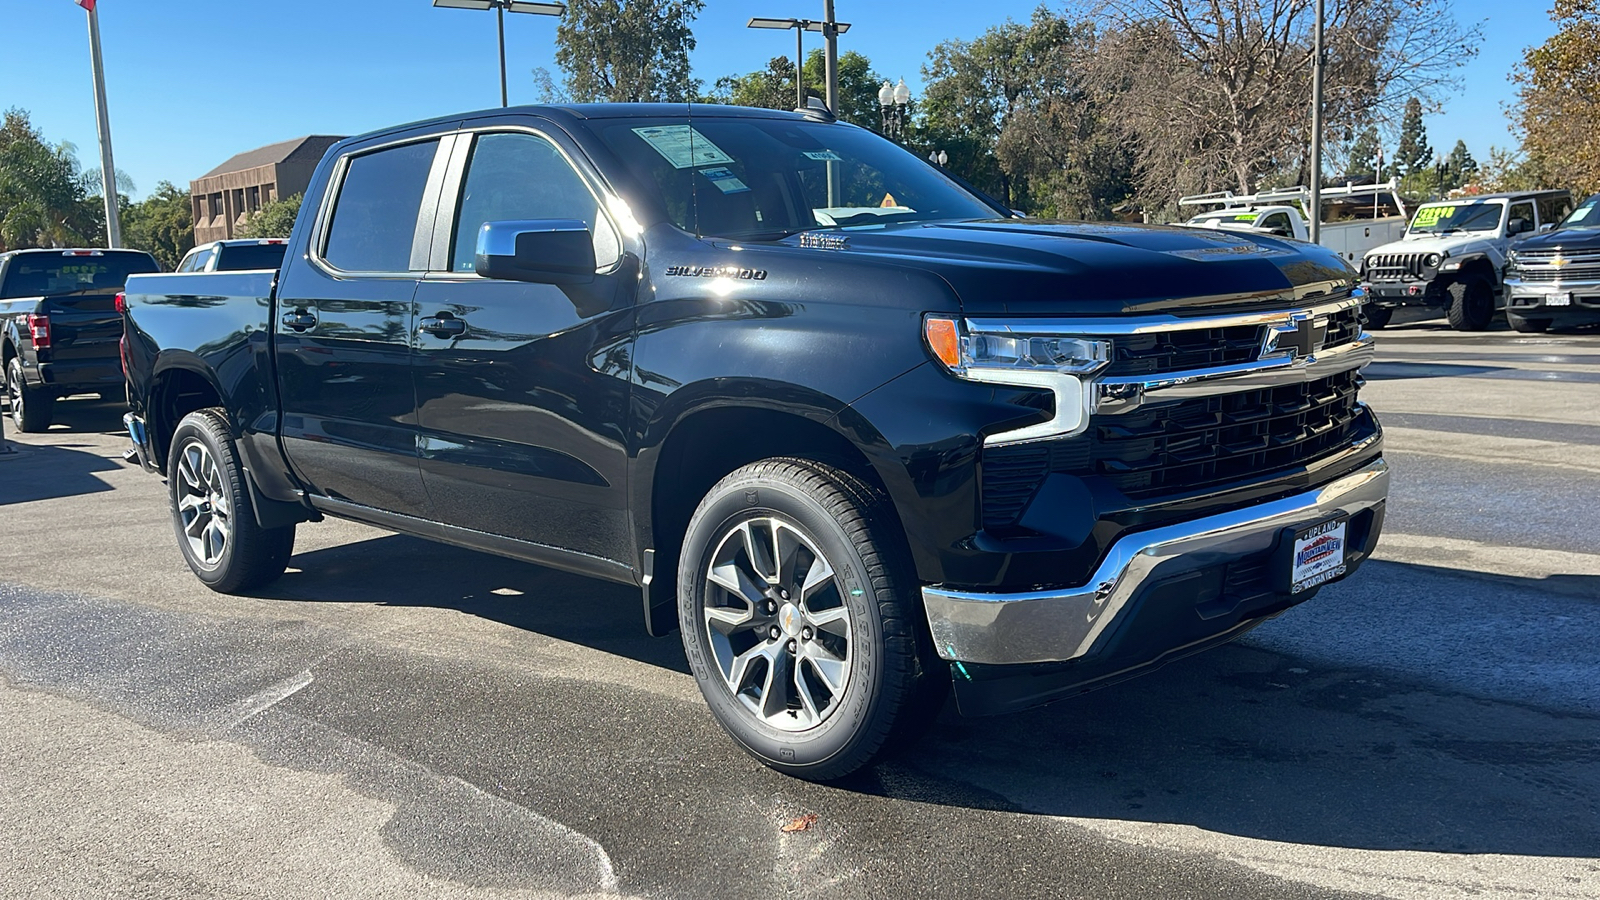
(1363, 304, 1393, 330)
(1445, 277, 1494, 331)
(6, 357, 53, 433)
(167, 409, 295, 593)
(1507, 312, 1551, 333)
(677, 458, 936, 781)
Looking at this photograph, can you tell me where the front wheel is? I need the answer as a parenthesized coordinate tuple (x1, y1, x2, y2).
(7, 357, 54, 432)
(1445, 277, 1494, 331)
(678, 458, 935, 780)
(167, 409, 295, 593)
(1507, 312, 1551, 333)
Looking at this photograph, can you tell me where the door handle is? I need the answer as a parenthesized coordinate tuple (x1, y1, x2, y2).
(418, 313, 467, 338)
(281, 308, 317, 332)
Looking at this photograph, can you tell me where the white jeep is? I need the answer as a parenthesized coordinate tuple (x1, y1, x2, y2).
(1360, 190, 1572, 330)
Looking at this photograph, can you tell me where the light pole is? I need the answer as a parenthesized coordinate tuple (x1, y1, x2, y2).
(432, 0, 566, 108)
(69, 0, 121, 247)
(747, 17, 851, 110)
(822, 0, 840, 115)
(1309, 0, 1324, 244)
(878, 79, 910, 143)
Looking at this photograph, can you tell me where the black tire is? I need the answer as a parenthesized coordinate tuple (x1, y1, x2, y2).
(1363, 304, 1393, 330)
(1445, 277, 1494, 331)
(1506, 312, 1551, 333)
(677, 458, 935, 780)
(167, 408, 295, 593)
(6, 356, 53, 433)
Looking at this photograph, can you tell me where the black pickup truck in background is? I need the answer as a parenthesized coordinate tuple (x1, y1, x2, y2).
(121, 103, 1389, 780)
(1, 247, 159, 431)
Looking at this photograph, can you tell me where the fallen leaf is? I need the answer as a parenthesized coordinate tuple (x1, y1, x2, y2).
(780, 813, 819, 833)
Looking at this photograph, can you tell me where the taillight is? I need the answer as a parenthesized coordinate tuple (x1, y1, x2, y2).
(114, 291, 127, 314)
(27, 314, 50, 349)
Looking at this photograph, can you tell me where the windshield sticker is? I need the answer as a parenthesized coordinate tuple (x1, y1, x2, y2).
(802, 149, 842, 161)
(631, 125, 735, 169)
(1229, 213, 1259, 222)
(698, 166, 750, 194)
(1413, 205, 1457, 228)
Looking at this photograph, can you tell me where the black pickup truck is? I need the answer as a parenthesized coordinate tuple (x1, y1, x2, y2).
(1, 247, 159, 431)
(121, 104, 1389, 780)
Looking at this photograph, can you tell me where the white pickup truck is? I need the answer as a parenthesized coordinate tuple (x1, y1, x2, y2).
(1181, 181, 1410, 269)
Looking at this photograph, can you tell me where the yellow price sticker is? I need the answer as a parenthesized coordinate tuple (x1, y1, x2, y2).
(1413, 206, 1455, 228)
(1231, 213, 1259, 222)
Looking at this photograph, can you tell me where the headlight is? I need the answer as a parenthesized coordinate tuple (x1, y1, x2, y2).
(1507, 249, 1519, 266)
(1423, 253, 1442, 268)
(925, 317, 1111, 444)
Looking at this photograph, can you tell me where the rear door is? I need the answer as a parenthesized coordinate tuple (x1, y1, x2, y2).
(410, 122, 637, 564)
(274, 130, 456, 517)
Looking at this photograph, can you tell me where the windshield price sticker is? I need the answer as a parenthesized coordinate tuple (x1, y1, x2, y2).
(1290, 517, 1348, 594)
(803, 149, 843, 161)
(632, 125, 735, 170)
(1413, 205, 1456, 228)
(698, 166, 750, 194)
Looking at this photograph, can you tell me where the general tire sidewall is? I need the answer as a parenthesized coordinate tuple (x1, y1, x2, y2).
(678, 476, 888, 774)
(167, 416, 243, 586)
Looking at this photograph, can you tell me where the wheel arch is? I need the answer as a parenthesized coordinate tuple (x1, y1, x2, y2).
(640, 398, 910, 637)
(147, 356, 228, 475)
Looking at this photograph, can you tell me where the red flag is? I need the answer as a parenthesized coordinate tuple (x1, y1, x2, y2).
(75, 0, 96, 9)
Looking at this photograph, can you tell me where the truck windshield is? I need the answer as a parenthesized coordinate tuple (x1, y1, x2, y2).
(1560, 196, 1600, 229)
(0, 251, 158, 299)
(1409, 202, 1502, 234)
(594, 115, 1002, 240)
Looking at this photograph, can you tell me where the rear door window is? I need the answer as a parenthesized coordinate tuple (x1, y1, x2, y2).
(322, 139, 440, 273)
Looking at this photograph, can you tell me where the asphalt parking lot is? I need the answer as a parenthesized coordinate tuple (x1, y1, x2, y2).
(2, 313, 1598, 900)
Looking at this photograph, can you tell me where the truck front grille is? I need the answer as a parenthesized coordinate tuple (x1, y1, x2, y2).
(1365, 252, 1427, 281)
(981, 369, 1369, 532)
(1513, 250, 1600, 282)
(1102, 304, 1363, 377)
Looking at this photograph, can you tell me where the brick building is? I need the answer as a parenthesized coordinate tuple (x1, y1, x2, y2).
(190, 135, 344, 243)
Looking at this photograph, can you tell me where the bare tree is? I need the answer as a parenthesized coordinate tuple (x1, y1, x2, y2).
(1077, 0, 1481, 210)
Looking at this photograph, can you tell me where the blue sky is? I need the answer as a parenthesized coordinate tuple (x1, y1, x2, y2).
(2, 0, 1555, 200)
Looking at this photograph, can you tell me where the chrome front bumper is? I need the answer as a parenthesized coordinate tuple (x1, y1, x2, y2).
(922, 457, 1390, 665)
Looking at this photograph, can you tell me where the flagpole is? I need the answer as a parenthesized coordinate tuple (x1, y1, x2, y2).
(82, 0, 122, 247)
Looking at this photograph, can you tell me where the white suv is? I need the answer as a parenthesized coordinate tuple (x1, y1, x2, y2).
(1360, 190, 1571, 330)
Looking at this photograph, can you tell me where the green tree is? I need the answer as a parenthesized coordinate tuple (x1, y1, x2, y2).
(921, 8, 1132, 217)
(1512, 0, 1600, 194)
(0, 108, 99, 250)
(1395, 96, 1432, 177)
(708, 50, 887, 127)
(123, 182, 194, 270)
(554, 0, 704, 102)
(237, 193, 301, 239)
(1445, 139, 1478, 190)
(1346, 125, 1380, 178)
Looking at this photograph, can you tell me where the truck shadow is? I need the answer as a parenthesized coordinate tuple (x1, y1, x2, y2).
(259, 538, 1600, 858)
(0, 442, 124, 504)
(264, 533, 691, 674)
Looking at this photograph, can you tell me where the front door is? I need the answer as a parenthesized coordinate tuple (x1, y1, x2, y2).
(275, 134, 451, 516)
(411, 125, 636, 563)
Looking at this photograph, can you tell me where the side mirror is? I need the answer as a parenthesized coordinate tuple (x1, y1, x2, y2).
(475, 219, 596, 285)
(1538, 222, 1556, 234)
(1508, 217, 1533, 236)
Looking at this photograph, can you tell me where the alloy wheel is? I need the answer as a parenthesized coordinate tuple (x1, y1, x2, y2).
(174, 437, 232, 567)
(702, 516, 853, 732)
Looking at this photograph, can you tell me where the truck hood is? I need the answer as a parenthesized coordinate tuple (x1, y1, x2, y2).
(765, 219, 1355, 315)
(1513, 227, 1600, 253)
(1363, 231, 1502, 260)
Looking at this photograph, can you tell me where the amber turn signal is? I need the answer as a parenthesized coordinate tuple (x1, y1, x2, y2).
(924, 317, 961, 369)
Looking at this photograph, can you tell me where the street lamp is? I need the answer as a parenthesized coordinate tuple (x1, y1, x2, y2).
(747, 16, 851, 110)
(879, 78, 910, 143)
(927, 149, 948, 167)
(432, 0, 566, 108)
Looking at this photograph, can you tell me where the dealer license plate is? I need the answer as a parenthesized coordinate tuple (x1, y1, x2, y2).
(1289, 516, 1349, 594)
(1548, 292, 1573, 307)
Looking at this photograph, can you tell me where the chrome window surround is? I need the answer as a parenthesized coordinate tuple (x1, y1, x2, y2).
(968, 294, 1373, 447)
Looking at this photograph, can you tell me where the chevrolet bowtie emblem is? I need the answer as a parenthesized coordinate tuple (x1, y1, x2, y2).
(1264, 316, 1328, 359)
(1552, 255, 1570, 267)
